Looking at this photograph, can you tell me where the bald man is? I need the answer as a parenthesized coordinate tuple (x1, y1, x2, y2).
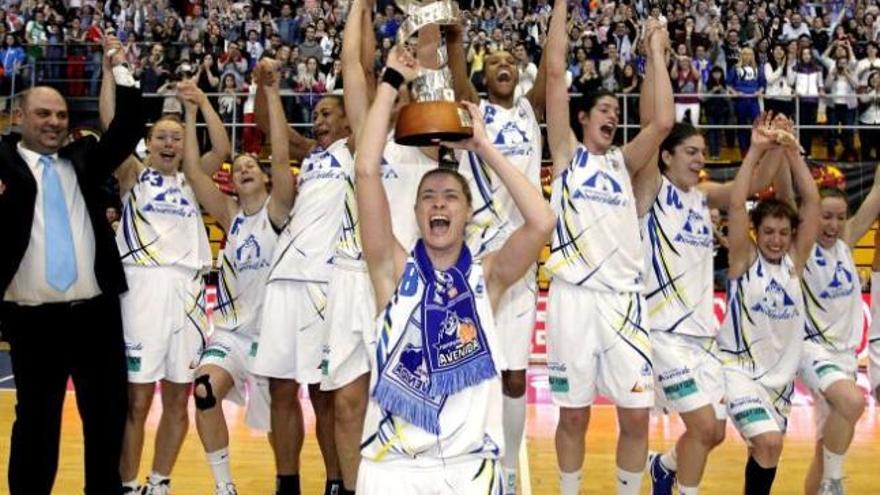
(0, 37, 145, 495)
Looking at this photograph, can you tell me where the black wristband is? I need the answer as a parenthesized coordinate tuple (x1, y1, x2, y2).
(381, 67, 405, 90)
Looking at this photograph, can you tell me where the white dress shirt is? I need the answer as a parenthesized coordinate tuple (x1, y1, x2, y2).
(4, 65, 137, 305)
(4, 144, 101, 304)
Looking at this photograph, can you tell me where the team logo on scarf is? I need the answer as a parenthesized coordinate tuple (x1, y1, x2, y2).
(373, 240, 496, 434)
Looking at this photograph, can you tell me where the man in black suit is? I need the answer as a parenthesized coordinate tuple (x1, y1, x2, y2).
(0, 37, 145, 495)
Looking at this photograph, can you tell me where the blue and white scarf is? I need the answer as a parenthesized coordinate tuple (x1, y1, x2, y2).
(372, 240, 497, 434)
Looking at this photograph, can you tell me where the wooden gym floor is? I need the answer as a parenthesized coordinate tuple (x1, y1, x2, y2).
(0, 365, 877, 494)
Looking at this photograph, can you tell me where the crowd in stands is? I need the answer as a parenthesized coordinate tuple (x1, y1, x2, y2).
(1, 0, 880, 159)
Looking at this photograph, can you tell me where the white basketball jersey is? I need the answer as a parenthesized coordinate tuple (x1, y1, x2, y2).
(718, 253, 804, 389)
(334, 135, 434, 268)
(642, 177, 715, 337)
(545, 146, 644, 292)
(802, 240, 862, 352)
(117, 167, 212, 271)
(361, 257, 504, 466)
(460, 97, 542, 257)
(269, 138, 351, 282)
(213, 203, 278, 335)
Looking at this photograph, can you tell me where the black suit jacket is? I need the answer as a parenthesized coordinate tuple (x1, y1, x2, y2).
(0, 85, 146, 300)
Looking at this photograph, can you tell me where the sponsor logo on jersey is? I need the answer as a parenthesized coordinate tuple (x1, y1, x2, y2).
(235, 234, 270, 271)
(144, 187, 197, 217)
(493, 121, 532, 154)
(730, 396, 772, 425)
(674, 208, 713, 248)
(814, 361, 843, 377)
(662, 378, 698, 400)
(548, 361, 570, 392)
(380, 157, 399, 180)
(751, 279, 798, 320)
(818, 261, 855, 299)
(572, 170, 627, 206)
(299, 149, 346, 183)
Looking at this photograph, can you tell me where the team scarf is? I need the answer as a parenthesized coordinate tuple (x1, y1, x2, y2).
(372, 240, 497, 434)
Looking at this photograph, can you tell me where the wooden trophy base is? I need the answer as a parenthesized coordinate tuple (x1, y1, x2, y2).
(394, 101, 473, 147)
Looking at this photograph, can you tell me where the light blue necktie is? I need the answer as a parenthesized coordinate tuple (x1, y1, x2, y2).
(40, 155, 78, 292)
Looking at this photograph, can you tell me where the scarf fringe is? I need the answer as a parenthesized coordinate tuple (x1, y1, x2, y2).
(428, 356, 497, 396)
(373, 380, 440, 435)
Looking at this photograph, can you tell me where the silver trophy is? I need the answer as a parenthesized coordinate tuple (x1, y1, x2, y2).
(393, 0, 473, 146)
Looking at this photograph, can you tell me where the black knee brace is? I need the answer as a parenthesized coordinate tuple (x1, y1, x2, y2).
(194, 374, 217, 410)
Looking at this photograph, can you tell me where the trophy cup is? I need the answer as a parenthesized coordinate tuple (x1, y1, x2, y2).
(393, 0, 473, 146)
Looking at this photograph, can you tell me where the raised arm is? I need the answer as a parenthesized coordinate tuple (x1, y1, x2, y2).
(356, 48, 416, 309)
(361, 0, 378, 99)
(632, 24, 663, 217)
(701, 140, 788, 209)
(196, 78, 232, 175)
(254, 61, 315, 161)
(263, 65, 296, 229)
(525, 46, 548, 117)
(178, 81, 237, 231)
(725, 144, 765, 278)
(622, 21, 674, 176)
(447, 24, 480, 104)
(98, 35, 122, 131)
(93, 36, 147, 189)
(341, 0, 371, 146)
(788, 146, 820, 272)
(546, 0, 578, 177)
(843, 163, 880, 248)
(445, 102, 555, 307)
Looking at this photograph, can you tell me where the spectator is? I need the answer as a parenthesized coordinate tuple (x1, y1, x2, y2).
(782, 13, 812, 42)
(794, 46, 824, 157)
(860, 71, 880, 161)
(298, 24, 324, 63)
(598, 42, 623, 92)
(693, 44, 713, 84)
(573, 58, 601, 95)
(325, 58, 343, 93)
(294, 55, 326, 122)
(467, 40, 488, 91)
(0, 33, 26, 97)
(619, 62, 641, 125)
(569, 46, 589, 79)
(856, 41, 880, 85)
(513, 42, 537, 99)
(217, 72, 240, 124)
(704, 65, 730, 159)
(671, 55, 702, 124)
(218, 41, 248, 84)
(138, 43, 170, 95)
(727, 47, 765, 153)
(825, 56, 859, 160)
(764, 44, 795, 117)
(245, 29, 264, 68)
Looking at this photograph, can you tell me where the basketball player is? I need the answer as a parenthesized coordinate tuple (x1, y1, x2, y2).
(447, 23, 547, 494)
(103, 71, 230, 493)
(870, 234, 880, 404)
(354, 46, 555, 495)
(795, 168, 880, 494)
(176, 69, 294, 495)
(318, 1, 435, 493)
(637, 119, 786, 495)
(544, 1, 674, 492)
(717, 122, 819, 495)
(251, 65, 350, 495)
